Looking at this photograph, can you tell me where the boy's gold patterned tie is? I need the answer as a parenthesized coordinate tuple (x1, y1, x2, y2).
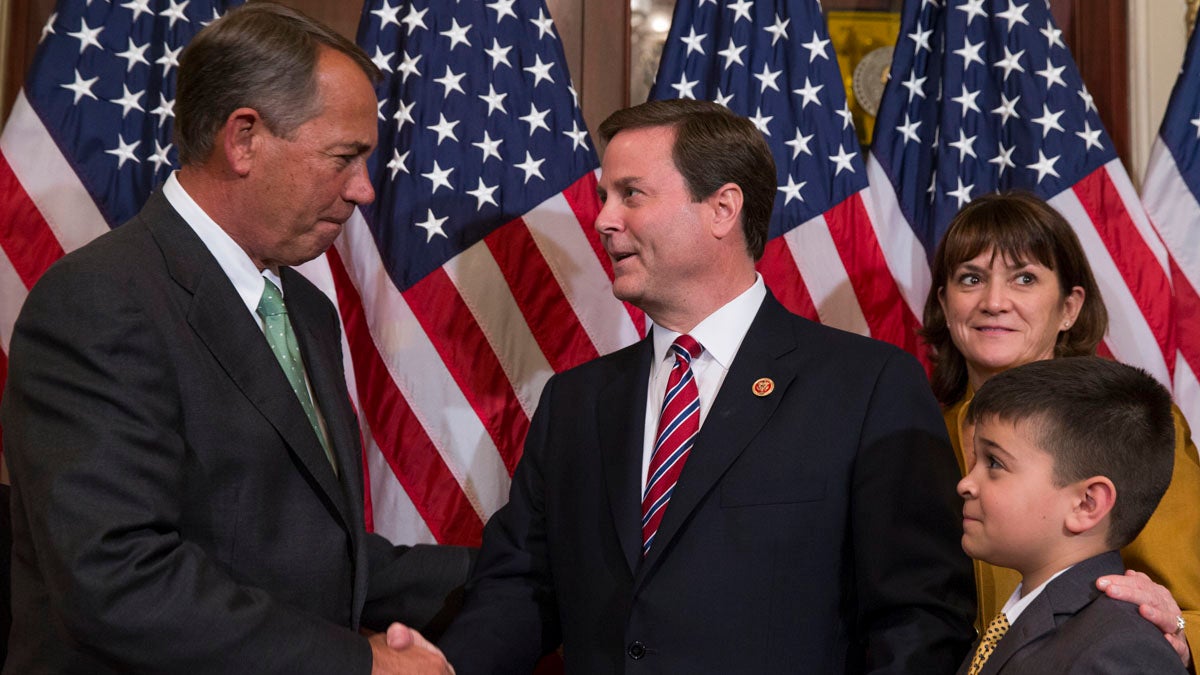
(968, 612, 1009, 675)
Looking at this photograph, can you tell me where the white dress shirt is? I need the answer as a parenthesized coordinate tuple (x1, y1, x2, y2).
(162, 172, 283, 326)
(640, 274, 767, 493)
(162, 173, 331, 459)
(1001, 565, 1073, 624)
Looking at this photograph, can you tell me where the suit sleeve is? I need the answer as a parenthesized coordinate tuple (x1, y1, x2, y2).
(850, 350, 977, 674)
(2, 263, 372, 674)
(360, 535, 475, 639)
(437, 377, 562, 674)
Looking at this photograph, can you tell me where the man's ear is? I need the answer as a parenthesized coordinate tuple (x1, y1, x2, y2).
(1064, 476, 1116, 536)
(221, 107, 265, 177)
(707, 182, 744, 240)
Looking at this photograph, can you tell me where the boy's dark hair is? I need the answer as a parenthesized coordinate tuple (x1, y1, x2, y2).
(967, 356, 1174, 549)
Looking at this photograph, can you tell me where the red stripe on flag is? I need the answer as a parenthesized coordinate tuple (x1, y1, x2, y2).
(562, 173, 646, 336)
(757, 237, 819, 322)
(563, 172, 607, 276)
(824, 193, 928, 366)
(326, 248, 483, 545)
(0, 153, 66, 288)
(1072, 168, 1174, 370)
(356, 406, 375, 533)
(1173, 258, 1200, 380)
(403, 267, 528, 474)
(486, 219, 600, 372)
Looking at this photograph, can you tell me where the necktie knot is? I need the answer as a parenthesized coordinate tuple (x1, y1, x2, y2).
(257, 279, 287, 318)
(967, 611, 1010, 675)
(671, 334, 703, 362)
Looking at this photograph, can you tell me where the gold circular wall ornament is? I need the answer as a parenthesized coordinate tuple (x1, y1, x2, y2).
(852, 46, 893, 118)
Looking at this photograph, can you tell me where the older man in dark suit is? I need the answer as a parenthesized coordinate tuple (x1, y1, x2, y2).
(439, 99, 976, 673)
(1, 5, 467, 674)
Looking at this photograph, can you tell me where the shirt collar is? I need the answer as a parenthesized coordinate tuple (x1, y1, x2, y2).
(1001, 564, 1073, 624)
(162, 172, 277, 312)
(650, 274, 766, 368)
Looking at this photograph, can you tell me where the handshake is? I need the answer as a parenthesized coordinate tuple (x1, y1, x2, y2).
(367, 623, 455, 675)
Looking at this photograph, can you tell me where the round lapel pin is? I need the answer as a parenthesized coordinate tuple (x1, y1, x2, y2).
(752, 377, 774, 397)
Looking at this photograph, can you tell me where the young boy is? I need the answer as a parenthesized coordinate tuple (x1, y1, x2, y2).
(956, 356, 1185, 675)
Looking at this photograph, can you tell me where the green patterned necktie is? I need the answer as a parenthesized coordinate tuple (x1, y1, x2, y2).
(257, 278, 337, 474)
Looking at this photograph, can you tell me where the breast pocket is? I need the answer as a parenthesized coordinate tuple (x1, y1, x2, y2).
(719, 468, 826, 507)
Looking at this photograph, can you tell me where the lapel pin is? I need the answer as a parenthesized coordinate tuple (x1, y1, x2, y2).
(752, 377, 774, 397)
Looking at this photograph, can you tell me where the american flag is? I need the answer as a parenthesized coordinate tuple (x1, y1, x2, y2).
(866, 0, 1175, 398)
(0, 0, 642, 547)
(0, 0, 242, 455)
(650, 0, 926, 362)
(342, 0, 640, 545)
(1141, 20, 1200, 432)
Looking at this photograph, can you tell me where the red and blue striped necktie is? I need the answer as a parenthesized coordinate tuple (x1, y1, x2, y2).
(641, 334, 703, 556)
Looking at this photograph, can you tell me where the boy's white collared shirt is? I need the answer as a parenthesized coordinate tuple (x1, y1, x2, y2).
(1000, 565, 1073, 624)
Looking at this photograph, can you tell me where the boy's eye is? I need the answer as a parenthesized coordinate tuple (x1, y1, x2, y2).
(985, 454, 1004, 471)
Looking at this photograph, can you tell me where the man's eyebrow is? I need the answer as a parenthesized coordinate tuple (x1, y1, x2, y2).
(609, 176, 643, 190)
(328, 141, 373, 153)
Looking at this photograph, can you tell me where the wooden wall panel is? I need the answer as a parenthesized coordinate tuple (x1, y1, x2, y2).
(580, 1, 629, 142)
(3, 0, 55, 123)
(282, 0, 360, 41)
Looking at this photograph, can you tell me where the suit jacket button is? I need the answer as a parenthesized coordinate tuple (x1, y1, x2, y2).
(627, 641, 646, 659)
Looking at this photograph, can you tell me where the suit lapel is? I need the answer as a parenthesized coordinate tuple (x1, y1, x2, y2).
(598, 339, 654, 573)
(637, 295, 799, 580)
(282, 267, 368, 621)
(282, 268, 360, 528)
(144, 193, 351, 534)
(982, 551, 1124, 674)
(981, 594, 1053, 674)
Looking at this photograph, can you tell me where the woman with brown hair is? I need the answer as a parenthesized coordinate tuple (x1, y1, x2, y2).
(923, 192, 1200, 668)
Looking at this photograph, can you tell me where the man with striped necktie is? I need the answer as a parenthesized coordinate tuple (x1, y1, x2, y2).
(441, 99, 975, 674)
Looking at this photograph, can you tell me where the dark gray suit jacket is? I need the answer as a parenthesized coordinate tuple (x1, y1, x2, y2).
(2, 191, 470, 674)
(441, 293, 975, 674)
(956, 551, 1186, 674)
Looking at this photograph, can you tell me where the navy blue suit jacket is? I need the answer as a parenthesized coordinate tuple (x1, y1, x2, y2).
(441, 293, 975, 673)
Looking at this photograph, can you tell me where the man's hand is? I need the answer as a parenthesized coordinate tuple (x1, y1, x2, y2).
(1098, 570, 1191, 668)
(369, 623, 454, 675)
